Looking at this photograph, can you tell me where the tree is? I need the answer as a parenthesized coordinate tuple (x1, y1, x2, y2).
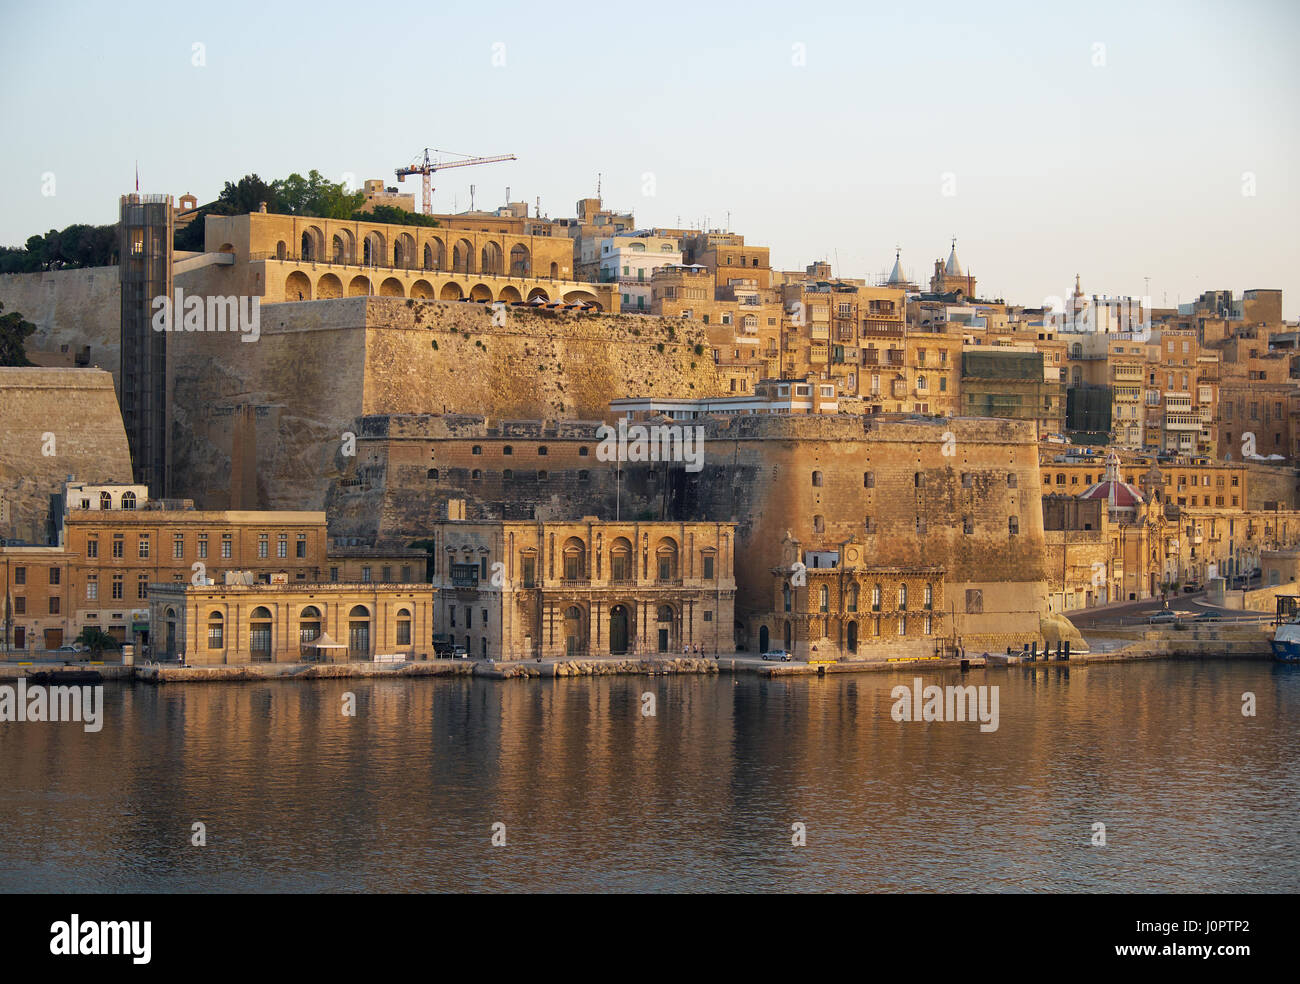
(353, 205, 440, 227)
(273, 170, 364, 219)
(74, 625, 120, 659)
(0, 303, 37, 366)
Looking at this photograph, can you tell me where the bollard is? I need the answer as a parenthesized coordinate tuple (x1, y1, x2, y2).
(1063, 641, 1071, 661)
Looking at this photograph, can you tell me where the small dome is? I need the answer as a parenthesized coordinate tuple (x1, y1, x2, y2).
(945, 241, 964, 278)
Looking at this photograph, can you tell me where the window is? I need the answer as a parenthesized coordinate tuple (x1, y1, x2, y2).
(872, 584, 882, 612)
(783, 582, 792, 612)
(86, 538, 98, 559)
(13, 597, 24, 615)
(198, 534, 208, 559)
(811, 471, 823, 487)
(963, 516, 974, 534)
(361, 566, 372, 582)
(382, 566, 392, 583)
(396, 609, 412, 646)
(703, 611, 713, 622)
(112, 536, 124, 559)
(48, 567, 60, 585)
(112, 574, 123, 600)
(86, 574, 97, 601)
(278, 533, 288, 558)
(819, 585, 829, 612)
(813, 515, 824, 533)
(924, 582, 933, 610)
(703, 556, 715, 579)
(1009, 516, 1019, 535)
(914, 472, 925, 488)
(137, 574, 148, 600)
(898, 615, 907, 636)
(538, 446, 548, 456)
(961, 472, 973, 488)
(864, 471, 875, 489)
(174, 534, 184, 559)
(472, 445, 482, 455)
(898, 584, 908, 610)
(297, 534, 307, 558)
(221, 534, 232, 559)
(121, 491, 136, 510)
(258, 534, 268, 559)
(1007, 473, 1017, 488)
(208, 613, 224, 649)
(49, 597, 60, 615)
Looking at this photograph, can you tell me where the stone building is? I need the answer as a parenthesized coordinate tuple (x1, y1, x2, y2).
(149, 580, 434, 664)
(427, 518, 736, 660)
(759, 533, 948, 661)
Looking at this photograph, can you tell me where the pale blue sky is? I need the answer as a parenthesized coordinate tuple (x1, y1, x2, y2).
(2, 0, 1297, 315)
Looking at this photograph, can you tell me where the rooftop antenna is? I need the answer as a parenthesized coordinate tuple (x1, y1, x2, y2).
(506, 185, 510, 203)
(726, 210, 731, 231)
(470, 184, 476, 211)
(536, 195, 540, 217)
(596, 172, 601, 199)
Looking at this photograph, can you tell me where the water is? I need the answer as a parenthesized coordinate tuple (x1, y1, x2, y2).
(1, 661, 1296, 892)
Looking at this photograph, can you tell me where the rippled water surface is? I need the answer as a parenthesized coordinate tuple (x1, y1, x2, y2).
(1, 661, 1296, 892)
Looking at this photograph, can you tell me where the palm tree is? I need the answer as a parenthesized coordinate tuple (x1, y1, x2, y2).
(74, 626, 120, 660)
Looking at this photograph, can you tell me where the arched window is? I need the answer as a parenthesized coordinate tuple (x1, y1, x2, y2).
(396, 607, 412, 646)
(819, 584, 829, 612)
(917, 375, 927, 390)
(811, 471, 823, 487)
(871, 583, 882, 612)
(427, 468, 438, 480)
(299, 605, 321, 644)
(250, 606, 273, 662)
(610, 537, 633, 582)
(348, 605, 371, 659)
(782, 582, 792, 612)
(562, 537, 586, 581)
(121, 490, 136, 510)
(847, 583, 859, 612)
(99, 491, 111, 509)
(655, 538, 679, 581)
(924, 583, 933, 610)
(898, 584, 908, 610)
(207, 611, 223, 649)
(503, 445, 513, 455)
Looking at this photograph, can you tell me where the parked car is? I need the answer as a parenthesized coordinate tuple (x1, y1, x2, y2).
(761, 649, 792, 662)
(52, 645, 84, 655)
(452, 646, 469, 659)
(1148, 612, 1177, 624)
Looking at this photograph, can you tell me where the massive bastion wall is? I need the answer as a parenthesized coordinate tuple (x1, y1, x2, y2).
(325, 413, 1051, 644)
(166, 296, 722, 509)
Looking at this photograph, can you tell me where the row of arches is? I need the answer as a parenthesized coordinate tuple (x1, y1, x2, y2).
(559, 602, 679, 656)
(172, 604, 410, 662)
(283, 271, 600, 307)
(289, 229, 555, 278)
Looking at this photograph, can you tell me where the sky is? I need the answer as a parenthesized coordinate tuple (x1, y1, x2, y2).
(2, 0, 1298, 316)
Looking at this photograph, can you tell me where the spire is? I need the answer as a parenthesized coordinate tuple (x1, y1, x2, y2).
(886, 246, 908, 286)
(945, 238, 963, 277)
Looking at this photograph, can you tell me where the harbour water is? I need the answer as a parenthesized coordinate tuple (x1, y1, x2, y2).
(1, 661, 1295, 892)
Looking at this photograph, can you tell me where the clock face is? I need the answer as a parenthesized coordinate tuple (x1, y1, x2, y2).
(846, 547, 859, 563)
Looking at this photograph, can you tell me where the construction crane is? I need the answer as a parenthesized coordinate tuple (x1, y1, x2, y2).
(395, 148, 517, 215)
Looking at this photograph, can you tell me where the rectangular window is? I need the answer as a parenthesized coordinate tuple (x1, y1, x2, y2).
(48, 567, 60, 585)
(112, 574, 124, 600)
(258, 534, 268, 559)
(382, 566, 392, 583)
(703, 556, 715, 580)
(137, 575, 148, 600)
(296, 533, 307, 558)
(49, 597, 60, 615)
(397, 621, 411, 646)
(209, 623, 224, 649)
(277, 534, 288, 559)
(13, 597, 25, 615)
(198, 534, 208, 559)
(401, 566, 412, 582)
(138, 535, 149, 559)
(112, 537, 124, 559)
(703, 611, 713, 622)
(466, 607, 473, 629)
(86, 538, 98, 559)
(13, 567, 25, 585)
(361, 566, 372, 583)
(86, 575, 97, 601)
(221, 534, 232, 559)
(173, 534, 184, 559)
(330, 567, 339, 583)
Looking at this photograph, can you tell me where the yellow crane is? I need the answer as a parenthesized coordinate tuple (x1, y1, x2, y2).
(395, 148, 517, 215)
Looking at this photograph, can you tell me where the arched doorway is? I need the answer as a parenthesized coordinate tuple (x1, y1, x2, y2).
(609, 605, 630, 655)
(250, 606, 273, 662)
(758, 624, 770, 653)
(656, 604, 674, 653)
(563, 605, 584, 657)
(348, 605, 371, 659)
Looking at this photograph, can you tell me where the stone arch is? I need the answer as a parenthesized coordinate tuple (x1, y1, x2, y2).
(394, 232, 416, 269)
(561, 536, 587, 580)
(411, 279, 434, 299)
(424, 238, 446, 271)
(363, 230, 386, 267)
(285, 271, 312, 301)
(452, 239, 474, 273)
(758, 624, 770, 653)
(480, 241, 505, 276)
(347, 275, 371, 297)
(332, 229, 355, 263)
(440, 282, 463, 301)
(608, 604, 631, 655)
(300, 226, 324, 261)
(509, 243, 531, 276)
(563, 289, 599, 306)
(526, 287, 550, 302)
(250, 605, 274, 662)
(379, 277, 404, 297)
(654, 537, 679, 581)
(497, 285, 522, 303)
(609, 536, 633, 581)
(317, 273, 343, 298)
(469, 283, 493, 302)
